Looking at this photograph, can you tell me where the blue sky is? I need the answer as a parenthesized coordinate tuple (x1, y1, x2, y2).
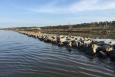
(0, 0, 115, 28)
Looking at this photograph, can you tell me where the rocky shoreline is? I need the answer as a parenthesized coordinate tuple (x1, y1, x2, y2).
(16, 30, 115, 61)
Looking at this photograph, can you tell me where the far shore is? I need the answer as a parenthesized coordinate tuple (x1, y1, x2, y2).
(2, 21, 115, 39)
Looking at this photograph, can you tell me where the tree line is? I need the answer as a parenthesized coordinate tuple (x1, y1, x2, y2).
(3, 21, 115, 30)
(40, 21, 115, 29)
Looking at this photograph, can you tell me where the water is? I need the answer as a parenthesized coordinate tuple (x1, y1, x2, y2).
(0, 30, 115, 77)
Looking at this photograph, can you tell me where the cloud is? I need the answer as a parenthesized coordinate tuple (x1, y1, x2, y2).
(28, 0, 115, 14)
(70, 0, 115, 12)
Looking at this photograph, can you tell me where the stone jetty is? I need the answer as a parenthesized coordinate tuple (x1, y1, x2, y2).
(16, 30, 115, 61)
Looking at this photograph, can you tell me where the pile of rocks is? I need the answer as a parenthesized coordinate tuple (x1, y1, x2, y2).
(17, 30, 115, 61)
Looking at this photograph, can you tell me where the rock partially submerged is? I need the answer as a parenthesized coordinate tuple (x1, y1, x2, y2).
(17, 30, 115, 61)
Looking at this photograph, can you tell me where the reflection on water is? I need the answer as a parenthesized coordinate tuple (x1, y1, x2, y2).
(0, 30, 115, 77)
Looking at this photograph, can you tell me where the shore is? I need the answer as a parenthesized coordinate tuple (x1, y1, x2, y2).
(40, 26, 115, 39)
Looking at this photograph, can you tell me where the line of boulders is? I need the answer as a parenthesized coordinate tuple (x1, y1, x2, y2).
(17, 30, 115, 61)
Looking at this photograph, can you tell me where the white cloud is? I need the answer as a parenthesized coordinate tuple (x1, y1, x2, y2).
(28, 0, 115, 14)
(70, 0, 99, 12)
(70, 0, 115, 12)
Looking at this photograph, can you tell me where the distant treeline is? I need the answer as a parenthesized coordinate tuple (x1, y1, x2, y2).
(3, 21, 115, 30)
(40, 21, 115, 29)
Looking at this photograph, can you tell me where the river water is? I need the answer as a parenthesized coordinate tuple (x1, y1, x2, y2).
(0, 30, 115, 77)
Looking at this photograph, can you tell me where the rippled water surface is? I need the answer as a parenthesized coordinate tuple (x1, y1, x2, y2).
(0, 30, 115, 77)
